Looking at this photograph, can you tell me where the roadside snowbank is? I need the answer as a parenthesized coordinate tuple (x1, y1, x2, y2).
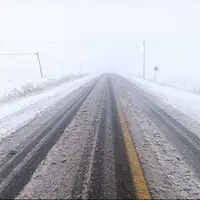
(141, 76, 200, 95)
(0, 74, 98, 141)
(125, 75, 200, 125)
(0, 74, 86, 103)
(158, 77, 200, 94)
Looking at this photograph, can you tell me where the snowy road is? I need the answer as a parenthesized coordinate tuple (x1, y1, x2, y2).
(0, 74, 200, 199)
(0, 75, 98, 141)
(115, 76, 200, 199)
(0, 75, 136, 199)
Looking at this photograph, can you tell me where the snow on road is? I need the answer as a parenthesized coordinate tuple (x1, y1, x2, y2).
(125, 75, 200, 126)
(120, 96, 200, 199)
(0, 74, 98, 141)
(114, 75, 200, 199)
(17, 77, 107, 199)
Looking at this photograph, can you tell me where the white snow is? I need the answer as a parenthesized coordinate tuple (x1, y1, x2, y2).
(137, 76, 200, 95)
(0, 74, 86, 103)
(0, 74, 98, 141)
(125, 75, 200, 125)
(158, 77, 200, 94)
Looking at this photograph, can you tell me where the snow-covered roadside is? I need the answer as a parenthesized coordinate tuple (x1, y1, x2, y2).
(0, 74, 86, 103)
(124, 75, 200, 126)
(0, 74, 98, 141)
(132, 76, 200, 95)
(158, 77, 200, 95)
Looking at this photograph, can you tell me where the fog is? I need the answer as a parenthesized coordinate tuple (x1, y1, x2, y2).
(1, 0, 200, 82)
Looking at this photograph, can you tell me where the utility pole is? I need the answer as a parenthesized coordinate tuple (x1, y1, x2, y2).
(143, 40, 146, 79)
(36, 52, 43, 78)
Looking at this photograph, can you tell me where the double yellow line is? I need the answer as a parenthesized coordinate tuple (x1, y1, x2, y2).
(114, 93, 151, 200)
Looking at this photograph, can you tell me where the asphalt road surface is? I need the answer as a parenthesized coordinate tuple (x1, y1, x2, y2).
(0, 74, 200, 199)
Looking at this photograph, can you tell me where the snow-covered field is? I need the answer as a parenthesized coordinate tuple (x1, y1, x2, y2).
(125, 75, 200, 125)
(0, 74, 98, 141)
(0, 74, 86, 103)
(150, 77, 200, 95)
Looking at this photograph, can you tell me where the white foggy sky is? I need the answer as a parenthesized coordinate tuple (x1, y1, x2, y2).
(1, 0, 200, 80)
(1, 0, 200, 42)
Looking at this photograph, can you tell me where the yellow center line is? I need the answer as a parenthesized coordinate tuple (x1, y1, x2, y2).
(114, 93, 151, 200)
